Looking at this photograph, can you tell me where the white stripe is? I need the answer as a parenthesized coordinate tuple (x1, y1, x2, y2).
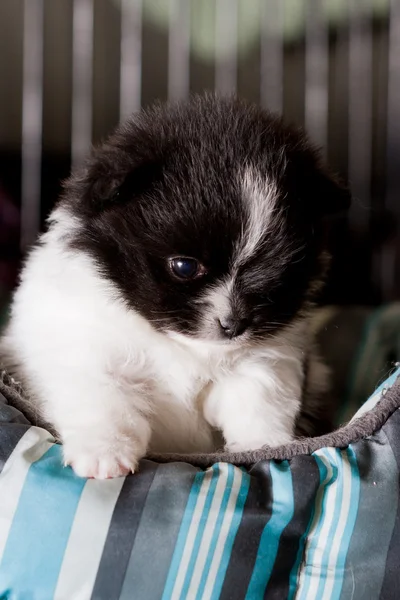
(202, 467, 243, 600)
(54, 476, 124, 600)
(186, 464, 229, 598)
(321, 451, 353, 600)
(170, 467, 214, 600)
(0, 427, 54, 562)
(295, 449, 337, 600)
(350, 390, 381, 422)
(351, 367, 400, 422)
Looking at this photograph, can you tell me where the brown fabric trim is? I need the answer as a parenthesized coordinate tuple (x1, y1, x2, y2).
(1, 367, 399, 468)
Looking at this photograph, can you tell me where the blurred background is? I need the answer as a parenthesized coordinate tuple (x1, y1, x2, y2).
(0, 0, 399, 319)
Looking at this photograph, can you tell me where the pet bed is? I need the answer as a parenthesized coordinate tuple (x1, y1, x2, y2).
(0, 305, 400, 600)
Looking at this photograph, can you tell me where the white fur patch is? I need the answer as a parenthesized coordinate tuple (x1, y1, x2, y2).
(236, 168, 279, 265)
(194, 277, 235, 340)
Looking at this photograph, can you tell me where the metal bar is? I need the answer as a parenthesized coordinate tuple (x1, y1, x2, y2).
(71, 0, 94, 169)
(168, 0, 191, 101)
(386, 0, 400, 212)
(120, 0, 143, 119)
(260, 0, 284, 113)
(304, 0, 328, 155)
(330, 8, 349, 174)
(383, 0, 400, 299)
(215, 0, 238, 94)
(348, 0, 373, 231)
(21, 0, 44, 251)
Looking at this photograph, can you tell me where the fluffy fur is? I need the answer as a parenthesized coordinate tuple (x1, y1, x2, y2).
(1, 95, 350, 478)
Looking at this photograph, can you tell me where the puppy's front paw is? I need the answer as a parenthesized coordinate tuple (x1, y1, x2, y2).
(62, 431, 146, 479)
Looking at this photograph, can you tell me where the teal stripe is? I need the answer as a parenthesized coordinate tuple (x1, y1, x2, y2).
(296, 451, 338, 600)
(195, 463, 235, 600)
(287, 456, 328, 600)
(179, 464, 220, 600)
(332, 446, 360, 599)
(161, 469, 205, 600)
(210, 468, 250, 600)
(245, 460, 294, 600)
(0, 444, 86, 598)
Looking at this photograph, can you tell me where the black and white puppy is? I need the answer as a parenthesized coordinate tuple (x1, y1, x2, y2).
(2, 95, 350, 478)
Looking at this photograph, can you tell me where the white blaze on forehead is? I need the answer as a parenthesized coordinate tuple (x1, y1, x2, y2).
(236, 168, 278, 265)
(196, 170, 278, 334)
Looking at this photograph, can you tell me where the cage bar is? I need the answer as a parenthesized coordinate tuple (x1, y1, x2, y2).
(21, 0, 44, 251)
(120, 0, 143, 119)
(215, 0, 238, 94)
(305, 0, 328, 155)
(383, 0, 400, 298)
(260, 0, 284, 113)
(168, 0, 191, 101)
(71, 0, 94, 169)
(348, 0, 373, 231)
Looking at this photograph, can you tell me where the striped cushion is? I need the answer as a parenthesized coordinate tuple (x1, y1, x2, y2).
(0, 368, 399, 600)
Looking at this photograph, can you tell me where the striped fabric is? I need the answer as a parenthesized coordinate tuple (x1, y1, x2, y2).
(0, 369, 400, 599)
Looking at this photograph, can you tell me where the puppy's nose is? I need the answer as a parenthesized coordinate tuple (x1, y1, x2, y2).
(218, 316, 250, 339)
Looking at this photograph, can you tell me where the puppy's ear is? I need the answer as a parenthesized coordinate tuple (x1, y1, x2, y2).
(95, 159, 163, 209)
(313, 169, 351, 217)
(284, 142, 351, 220)
(65, 145, 163, 214)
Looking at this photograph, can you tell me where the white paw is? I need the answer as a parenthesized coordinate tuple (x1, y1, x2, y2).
(62, 433, 146, 479)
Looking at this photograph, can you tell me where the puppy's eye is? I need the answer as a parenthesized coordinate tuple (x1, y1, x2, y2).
(168, 257, 206, 280)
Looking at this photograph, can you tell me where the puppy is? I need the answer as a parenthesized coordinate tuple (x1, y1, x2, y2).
(1, 95, 350, 478)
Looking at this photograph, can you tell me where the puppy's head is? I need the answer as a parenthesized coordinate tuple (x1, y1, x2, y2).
(64, 95, 350, 344)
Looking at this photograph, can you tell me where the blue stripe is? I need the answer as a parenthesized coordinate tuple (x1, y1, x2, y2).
(333, 446, 360, 600)
(296, 450, 339, 600)
(195, 463, 235, 600)
(287, 456, 328, 600)
(210, 467, 250, 600)
(0, 444, 86, 598)
(179, 464, 220, 600)
(245, 460, 294, 600)
(161, 469, 205, 600)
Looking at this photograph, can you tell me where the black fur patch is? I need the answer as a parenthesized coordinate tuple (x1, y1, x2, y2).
(62, 94, 350, 338)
